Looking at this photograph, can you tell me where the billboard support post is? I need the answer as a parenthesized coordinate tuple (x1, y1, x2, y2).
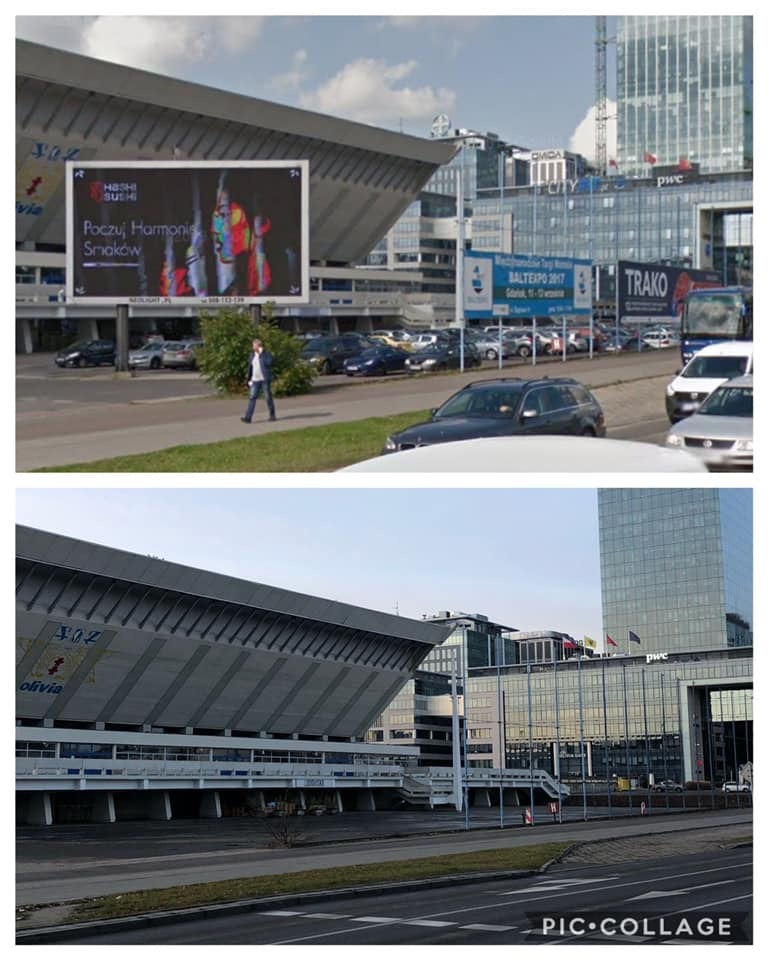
(250, 303, 262, 327)
(115, 304, 130, 373)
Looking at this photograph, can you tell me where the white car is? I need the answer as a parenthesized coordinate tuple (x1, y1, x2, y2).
(340, 436, 707, 473)
(721, 781, 751, 793)
(666, 376, 753, 471)
(665, 342, 753, 422)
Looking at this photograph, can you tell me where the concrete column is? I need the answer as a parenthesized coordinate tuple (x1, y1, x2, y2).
(245, 790, 265, 813)
(25, 793, 53, 825)
(334, 790, 344, 813)
(199, 790, 222, 819)
(149, 791, 172, 820)
(92, 792, 116, 823)
(16, 318, 34, 354)
(475, 788, 492, 808)
(77, 317, 100, 340)
(328, 316, 339, 336)
(358, 317, 373, 333)
(297, 790, 307, 811)
(357, 789, 376, 812)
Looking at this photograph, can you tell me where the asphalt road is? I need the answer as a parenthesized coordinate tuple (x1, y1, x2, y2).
(16, 349, 680, 469)
(16, 807, 751, 907)
(23, 837, 752, 945)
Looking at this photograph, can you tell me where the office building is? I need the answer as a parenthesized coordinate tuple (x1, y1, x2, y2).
(617, 16, 753, 178)
(599, 489, 753, 654)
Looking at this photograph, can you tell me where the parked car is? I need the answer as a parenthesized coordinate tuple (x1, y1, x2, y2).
(382, 376, 605, 452)
(128, 341, 166, 370)
(653, 780, 684, 792)
(54, 339, 116, 368)
(369, 330, 413, 350)
(665, 375, 753, 471)
(161, 339, 204, 369)
(665, 342, 753, 422)
(301, 334, 377, 374)
(343, 344, 409, 376)
(642, 329, 677, 349)
(404, 343, 481, 373)
(721, 781, 751, 793)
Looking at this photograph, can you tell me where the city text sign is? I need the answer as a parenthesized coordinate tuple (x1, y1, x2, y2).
(464, 251, 592, 318)
(66, 160, 309, 305)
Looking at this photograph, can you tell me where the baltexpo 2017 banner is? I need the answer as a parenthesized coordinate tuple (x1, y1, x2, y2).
(66, 161, 309, 305)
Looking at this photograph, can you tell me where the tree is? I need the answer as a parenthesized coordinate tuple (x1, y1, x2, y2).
(197, 305, 314, 396)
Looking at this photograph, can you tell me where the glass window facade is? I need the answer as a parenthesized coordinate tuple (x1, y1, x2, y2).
(598, 489, 752, 653)
(617, 16, 753, 177)
(472, 173, 752, 283)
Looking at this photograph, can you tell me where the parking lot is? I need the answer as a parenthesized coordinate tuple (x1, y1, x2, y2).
(17, 348, 680, 470)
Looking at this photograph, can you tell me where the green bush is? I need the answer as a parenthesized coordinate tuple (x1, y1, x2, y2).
(197, 306, 315, 397)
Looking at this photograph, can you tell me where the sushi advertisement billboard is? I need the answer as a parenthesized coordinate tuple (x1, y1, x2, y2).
(66, 160, 309, 305)
(463, 251, 592, 319)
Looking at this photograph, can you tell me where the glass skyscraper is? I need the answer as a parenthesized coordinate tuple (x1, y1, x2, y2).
(599, 489, 753, 654)
(617, 16, 753, 177)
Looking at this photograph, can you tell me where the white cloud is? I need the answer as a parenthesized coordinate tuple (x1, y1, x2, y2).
(18, 16, 266, 74)
(299, 57, 455, 127)
(569, 98, 617, 164)
(271, 48, 309, 90)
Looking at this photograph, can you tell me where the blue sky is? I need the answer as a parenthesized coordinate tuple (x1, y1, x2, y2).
(15, 487, 603, 645)
(15, 11, 619, 159)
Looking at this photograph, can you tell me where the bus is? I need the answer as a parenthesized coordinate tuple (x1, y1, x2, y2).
(680, 286, 752, 364)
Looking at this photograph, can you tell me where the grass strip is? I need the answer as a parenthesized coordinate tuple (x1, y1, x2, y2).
(36, 410, 431, 473)
(67, 842, 570, 922)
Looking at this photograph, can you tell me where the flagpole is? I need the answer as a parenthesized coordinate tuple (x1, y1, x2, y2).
(622, 659, 633, 816)
(642, 668, 651, 812)
(601, 654, 612, 818)
(577, 648, 588, 821)
(526, 648, 534, 826)
(553, 639, 563, 823)
(661, 672, 669, 810)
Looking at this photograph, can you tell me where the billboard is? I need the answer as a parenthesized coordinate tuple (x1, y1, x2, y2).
(66, 161, 309, 305)
(617, 260, 721, 322)
(464, 252, 592, 319)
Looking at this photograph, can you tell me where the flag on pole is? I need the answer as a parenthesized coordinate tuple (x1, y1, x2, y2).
(584, 636, 597, 649)
(606, 635, 618, 647)
(563, 639, 576, 649)
(609, 158, 618, 168)
(677, 156, 692, 171)
(629, 630, 641, 645)
(643, 152, 657, 164)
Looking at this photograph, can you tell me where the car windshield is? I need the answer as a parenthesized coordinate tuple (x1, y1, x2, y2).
(63, 341, 88, 351)
(435, 386, 523, 418)
(698, 385, 753, 418)
(302, 339, 332, 353)
(163, 342, 183, 351)
(683, 355, 749, 379)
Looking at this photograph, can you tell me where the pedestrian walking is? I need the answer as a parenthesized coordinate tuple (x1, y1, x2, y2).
(241, 338, 276, 422)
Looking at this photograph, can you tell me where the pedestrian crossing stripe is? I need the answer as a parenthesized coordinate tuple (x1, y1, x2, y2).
(259, 910, 515, 932)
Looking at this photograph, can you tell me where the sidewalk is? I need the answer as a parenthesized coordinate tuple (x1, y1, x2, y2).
(16, 352, 679, 471)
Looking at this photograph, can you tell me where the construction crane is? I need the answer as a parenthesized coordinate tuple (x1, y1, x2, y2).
(595, 15, 608, 176)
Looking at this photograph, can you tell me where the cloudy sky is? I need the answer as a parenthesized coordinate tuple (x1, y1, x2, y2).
(16, 11, 619, 160)
(16, 487, 605, 649)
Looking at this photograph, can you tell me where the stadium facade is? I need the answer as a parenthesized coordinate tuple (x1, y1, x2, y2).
(15, 38, 457, 350)
(15, 525, 452, 824)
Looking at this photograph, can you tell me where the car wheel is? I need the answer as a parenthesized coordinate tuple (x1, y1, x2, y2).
(581, 427, 596, 437)
(486, 348, 497, 360)
(321, 360, 331, 375)
(150, 357, 161, 370)
(517, 345, 531, 358)
(76, 356, 86, 368)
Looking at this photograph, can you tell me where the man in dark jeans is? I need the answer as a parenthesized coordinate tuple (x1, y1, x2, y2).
(241, 338, 276, 422)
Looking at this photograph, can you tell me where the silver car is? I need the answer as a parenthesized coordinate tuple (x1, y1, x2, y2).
(665, 375, 752, 471)
(128, 341, 166, 370)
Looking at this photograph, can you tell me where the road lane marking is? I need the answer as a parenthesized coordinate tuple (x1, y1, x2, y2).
(350, 916, 400, 923)
(629, 879, 737, 901)
(258, 910, 304, 916)
(461, 923, 516, 932)
(402, 919, 456, 927)
(306, 913, 352, 919)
